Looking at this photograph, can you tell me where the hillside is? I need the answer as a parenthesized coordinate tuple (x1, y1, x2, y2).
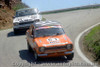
(0, 0, 28, 30)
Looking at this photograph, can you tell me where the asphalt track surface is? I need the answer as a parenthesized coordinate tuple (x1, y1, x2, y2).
(0, 8, 100, 67)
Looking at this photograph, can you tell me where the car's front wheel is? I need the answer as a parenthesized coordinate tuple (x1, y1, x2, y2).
(66, 53, 74, 60)
(14, 29, 18, 35)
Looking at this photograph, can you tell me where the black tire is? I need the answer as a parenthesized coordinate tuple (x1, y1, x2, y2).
(14, 29, 18, 35)
(34, 51, 40, 61)
(27, 42, 33, 52)
(66, 53, 74, 60)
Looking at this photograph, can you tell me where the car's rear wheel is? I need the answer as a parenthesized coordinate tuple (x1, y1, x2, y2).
(66, 53, 74, 60)
(27, 42, 33, 52)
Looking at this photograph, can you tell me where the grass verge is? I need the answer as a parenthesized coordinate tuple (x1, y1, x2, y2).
(83, 24, 100, 61)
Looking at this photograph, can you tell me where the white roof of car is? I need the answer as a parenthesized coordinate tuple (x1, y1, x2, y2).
(33, 21, 61, 28)
(16, 8, 38, 12)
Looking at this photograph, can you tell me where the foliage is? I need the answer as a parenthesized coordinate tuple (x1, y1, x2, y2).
(2, 9, 7, 13)
(84, 25, 100, 61)
(42, 17, 46, 21)
(12, 3, 29, 11)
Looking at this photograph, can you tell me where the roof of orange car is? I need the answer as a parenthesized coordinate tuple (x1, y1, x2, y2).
(33, 21, 61, 28)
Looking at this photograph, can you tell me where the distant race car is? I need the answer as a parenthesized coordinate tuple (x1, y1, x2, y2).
(26, 21, 74, 60)
(13, 8, 42, 34)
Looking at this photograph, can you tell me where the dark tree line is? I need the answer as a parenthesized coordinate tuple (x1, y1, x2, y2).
(4, 0, 22, 9)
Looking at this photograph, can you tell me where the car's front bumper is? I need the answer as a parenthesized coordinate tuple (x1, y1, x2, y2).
(13, 24, 31, 30)
(38, 51, 74, 57)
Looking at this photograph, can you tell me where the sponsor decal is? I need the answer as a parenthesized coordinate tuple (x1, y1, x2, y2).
(47, 38, 60, 43)
(35, 25, 62, 30)
(43, 42, 68, 46)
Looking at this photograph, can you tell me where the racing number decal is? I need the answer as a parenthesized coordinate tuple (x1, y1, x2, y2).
(47, 38, 60, 43)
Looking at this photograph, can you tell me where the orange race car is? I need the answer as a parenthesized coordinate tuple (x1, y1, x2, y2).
(26, 21, 74, 60)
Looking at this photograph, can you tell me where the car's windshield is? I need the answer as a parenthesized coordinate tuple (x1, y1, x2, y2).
(34, 28, 65, 37)
(16, 9, 39, 17)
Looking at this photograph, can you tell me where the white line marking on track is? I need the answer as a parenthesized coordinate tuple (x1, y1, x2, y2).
(75, 23, 100, 67)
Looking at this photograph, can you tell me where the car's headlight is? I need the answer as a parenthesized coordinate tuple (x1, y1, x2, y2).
(39, 47, 45, 52)
(13, 22, 19, 26)
(66, 44, 73, 49)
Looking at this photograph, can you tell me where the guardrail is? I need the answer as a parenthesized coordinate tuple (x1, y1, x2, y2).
(41, 4, 100, 14)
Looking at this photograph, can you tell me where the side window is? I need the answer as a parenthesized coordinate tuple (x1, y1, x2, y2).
(30, 25, 34, 35)
(29, 25, 32, 35)
(32, 29, 34, 35)
(16, 12, 18, 17)
(32, 25, 35, 35)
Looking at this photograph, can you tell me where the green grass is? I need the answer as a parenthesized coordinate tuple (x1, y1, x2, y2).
(42, 17, 46, 21)
(84, 24, 100, 61)
(12, 3, 27, 11)
(2, 9, 7, 13)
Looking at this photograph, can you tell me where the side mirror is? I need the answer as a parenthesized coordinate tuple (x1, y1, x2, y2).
(13, 16, 15, 18)
(30, 35, 34, 38)
(38, 11, 40, 13)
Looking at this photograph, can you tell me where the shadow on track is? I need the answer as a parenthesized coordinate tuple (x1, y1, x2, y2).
(19, 50, 70, 64)
(7, 31, 26, 37)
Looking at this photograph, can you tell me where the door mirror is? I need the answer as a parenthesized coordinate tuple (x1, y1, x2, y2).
(13, 16, 15, 18)
(30, 35, 34, 38)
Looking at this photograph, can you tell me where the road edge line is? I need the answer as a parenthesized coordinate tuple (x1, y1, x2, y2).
(75, 23, 100, 67)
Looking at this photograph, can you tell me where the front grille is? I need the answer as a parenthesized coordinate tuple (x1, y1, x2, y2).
(45, 45, 66, 50)
(19, 21, 33, 25)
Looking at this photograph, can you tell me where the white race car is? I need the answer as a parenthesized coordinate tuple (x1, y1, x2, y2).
(13, 8, 42, 34)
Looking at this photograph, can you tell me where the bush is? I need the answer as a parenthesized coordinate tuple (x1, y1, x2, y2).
(12, 3, 29, 11)
(84, 25, 100, 61)
(42, 17, 46, 21)
(2, 9, 7, 13)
